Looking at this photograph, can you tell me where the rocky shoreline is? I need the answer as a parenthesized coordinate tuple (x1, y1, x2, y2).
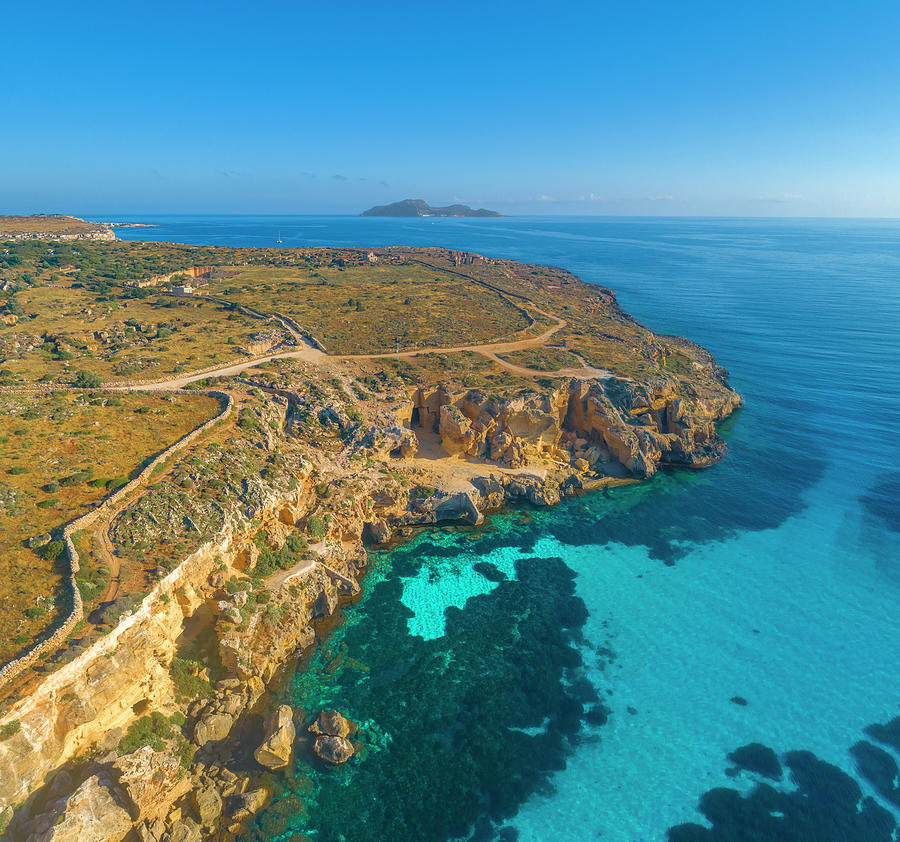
(0, 257, 742, 840)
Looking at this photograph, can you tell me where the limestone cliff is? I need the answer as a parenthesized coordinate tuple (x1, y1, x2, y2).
(424, 372, 740, 478)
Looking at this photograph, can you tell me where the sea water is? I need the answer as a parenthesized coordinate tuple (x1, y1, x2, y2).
(114, 216, 900, 840)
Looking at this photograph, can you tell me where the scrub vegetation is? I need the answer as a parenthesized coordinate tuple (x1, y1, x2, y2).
(0, 391, 219, 663)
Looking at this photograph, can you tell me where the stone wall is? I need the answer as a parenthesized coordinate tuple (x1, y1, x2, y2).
(0, 390, 234, 690)
(134, 266, 215, 288)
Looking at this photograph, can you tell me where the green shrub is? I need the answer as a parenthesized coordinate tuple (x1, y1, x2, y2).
(7, 466, 28, 475)
(285, 531, 307, 553)
(169, 657, 213, 702)
(307, 515, 327, 539)
(36, 498, 60, 509)
(73, 370, 102, 388)
(37, 539, 65, 561)
(60, 468, 93, 487)
(117, 711, 180, 754)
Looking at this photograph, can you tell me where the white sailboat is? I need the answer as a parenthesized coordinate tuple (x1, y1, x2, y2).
(276, 229, 283, 244)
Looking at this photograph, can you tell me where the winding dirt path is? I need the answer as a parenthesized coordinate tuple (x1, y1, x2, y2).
(122, 343, 328, 391)
(2, 265, 606, 685)
(117, 296, 608, 389)
(335, 306, 610, 379)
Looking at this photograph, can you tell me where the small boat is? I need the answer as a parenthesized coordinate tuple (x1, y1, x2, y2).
(276, 229, 283, 244)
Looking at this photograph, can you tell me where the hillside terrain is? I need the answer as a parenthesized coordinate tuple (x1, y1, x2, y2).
(361, 199, 501, 217)
(0, 234, 740, 840)
(0, 215, 115, 242)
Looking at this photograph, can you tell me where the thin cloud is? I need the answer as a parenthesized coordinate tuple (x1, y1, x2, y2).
(754, 193, 804, 203)
(332, 174, 348, 181)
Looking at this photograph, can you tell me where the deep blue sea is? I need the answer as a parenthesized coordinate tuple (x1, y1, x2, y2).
(113, 216, 900, 841)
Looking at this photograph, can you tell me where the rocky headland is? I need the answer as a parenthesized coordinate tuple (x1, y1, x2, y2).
(0, 246, 740, 840)
(0, 215, 116, 242)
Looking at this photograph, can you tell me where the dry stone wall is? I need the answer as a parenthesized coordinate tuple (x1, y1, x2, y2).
(0, 389, 234, 689)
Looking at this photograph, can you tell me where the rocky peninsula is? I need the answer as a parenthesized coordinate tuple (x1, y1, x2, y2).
(0, 242, 740, 840)
(0, 215, 116, 242)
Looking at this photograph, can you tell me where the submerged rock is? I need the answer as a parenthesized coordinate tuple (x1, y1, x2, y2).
(309, 708, 356, 764)
(313, 735, 355, 765)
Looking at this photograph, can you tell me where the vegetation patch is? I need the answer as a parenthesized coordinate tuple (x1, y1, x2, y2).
(0, 391, 219, 664)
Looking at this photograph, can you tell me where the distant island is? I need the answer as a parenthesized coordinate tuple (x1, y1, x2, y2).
(361, 199, 502, 218)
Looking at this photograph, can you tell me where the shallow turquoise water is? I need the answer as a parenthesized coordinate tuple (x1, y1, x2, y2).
(117, 217, 900, 840)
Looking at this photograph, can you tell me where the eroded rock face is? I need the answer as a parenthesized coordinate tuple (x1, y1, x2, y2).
(418, 373, 741, 480)
(27, 775, 131, 842)
(112, 746, 190, 824)
(362, 411, 419, 458)
(162, 817, 201, 842)
(193, 712, 234, 747)
(230, 787, 268, 822)
(565, 378, 741, 477)
(190, 782, 223, 828)
(254, 704, 296, 769)
(435, 387, 569, 467)
(365, 518, 392, 544)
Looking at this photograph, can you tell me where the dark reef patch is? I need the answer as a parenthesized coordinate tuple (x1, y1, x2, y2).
(240, 555, 601, 842)
(473, 561, 507, 582)
(864, 716, 900, 752)
(726, 743, 782, 780)
(861, 472, 900, 534)
(850, 741, 900, 808)
(669, 708, 900, 842)
(668, 749, 896, 842)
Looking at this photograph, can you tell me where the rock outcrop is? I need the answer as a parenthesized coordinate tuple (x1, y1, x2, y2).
(411, 373, 740, 479)
(112, 747, 190, 824)
(309, 710, 355, 765)
(313, 735, 355, 765)
(254, 705, 296, 769)
(26, 775, 131, 842)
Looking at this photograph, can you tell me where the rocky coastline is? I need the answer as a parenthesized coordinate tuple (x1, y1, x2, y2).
(0, 248, 742, 840)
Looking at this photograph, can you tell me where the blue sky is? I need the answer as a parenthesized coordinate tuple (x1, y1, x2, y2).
(2, 0, 899, 216)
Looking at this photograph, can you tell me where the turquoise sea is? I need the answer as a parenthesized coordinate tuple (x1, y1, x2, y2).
(114, 216, 900, 841)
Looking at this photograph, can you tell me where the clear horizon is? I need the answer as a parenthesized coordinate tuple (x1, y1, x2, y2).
(3, 0, 899, 217)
